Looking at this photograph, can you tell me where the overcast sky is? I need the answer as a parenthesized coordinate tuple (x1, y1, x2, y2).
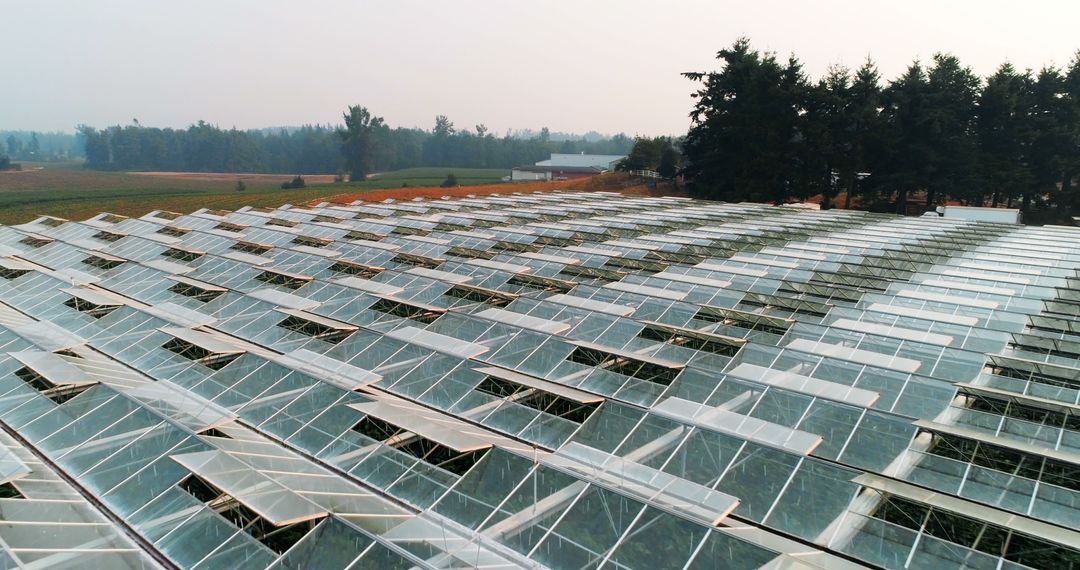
(4, 0, 1079, 136)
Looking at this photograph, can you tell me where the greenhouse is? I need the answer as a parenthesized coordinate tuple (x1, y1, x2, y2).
(0, 191, 1076, 569)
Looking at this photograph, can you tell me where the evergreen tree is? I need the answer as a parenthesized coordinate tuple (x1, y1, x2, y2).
(679, 40, 1080, 217)
(879, 61, 933, 213)
(923, 54, 981, 207)
(338, 106, 386, 181)
(1028, 68, 1071, 212)
(683, 38, 807, 203)
(977, 64, 1034, 207)
(1061, 52, 1080, 209)
(657, 145, 679, 179)
(843, 60, 887, 209)
(794, 68, 844, 206)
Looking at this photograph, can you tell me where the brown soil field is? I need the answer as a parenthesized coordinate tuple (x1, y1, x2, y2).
(326, 173, 675, 204)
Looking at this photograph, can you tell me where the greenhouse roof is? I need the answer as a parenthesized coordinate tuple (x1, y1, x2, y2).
(0, 190, 1076, 568)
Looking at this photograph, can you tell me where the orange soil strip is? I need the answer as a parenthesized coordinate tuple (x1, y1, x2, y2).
(325, 179, 579, 204)
(325, 174, 667, 205)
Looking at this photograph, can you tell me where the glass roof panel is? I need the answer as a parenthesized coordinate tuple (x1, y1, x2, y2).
(170, 449, 327, 525)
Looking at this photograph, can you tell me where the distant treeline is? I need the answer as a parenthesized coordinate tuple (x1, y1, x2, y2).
(75, 117, 633, 174)
(2, 131, 83, 161)
(683, 39, 1080, 216)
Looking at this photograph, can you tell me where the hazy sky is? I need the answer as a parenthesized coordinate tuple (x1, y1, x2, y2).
(4, 0, 1079, 136)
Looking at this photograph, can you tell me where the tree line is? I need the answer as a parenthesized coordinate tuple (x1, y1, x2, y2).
(2, 131, 82, 162)
(75, 115, 633, 177)
(682, 39, 1080, 217)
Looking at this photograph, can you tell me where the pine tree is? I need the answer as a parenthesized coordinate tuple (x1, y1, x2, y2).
(683, 38, 807, 203)
(976, 64, 1034, 207)
(844, 59, 887, 209)
(879, 61, 933, 213)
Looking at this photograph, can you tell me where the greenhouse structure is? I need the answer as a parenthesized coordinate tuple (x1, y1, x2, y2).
(0, 191, 1076, 569)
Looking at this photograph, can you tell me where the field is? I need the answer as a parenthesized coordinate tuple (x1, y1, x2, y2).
(364, 167, 510, 187)
(328, 172, 668, 204)
(129, 171, 339, 185)
(0, 164, 510, 224)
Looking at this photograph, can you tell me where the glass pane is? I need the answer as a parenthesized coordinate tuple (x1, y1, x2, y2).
(604, 507, 709, 570)
(716, 444, 800, 522)
(686, 531, 781, 570)
(532, 486, 644, 569)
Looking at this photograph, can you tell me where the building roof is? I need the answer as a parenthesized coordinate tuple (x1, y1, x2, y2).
(0, 192, 1076, 569)
(535, 152, 626, 168)
(512, 164, 605, 174)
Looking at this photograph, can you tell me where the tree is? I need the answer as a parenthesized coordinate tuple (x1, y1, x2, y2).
(923, 54, 981, 207)
(422, 115, 456, 166)
(842, 60, 888, 209)
(658, 145, 679, 179)
(679, 41, 1080, 216)
(1027, 67, 1072, 213)
(619, 137, 670, 171)
(440, 173, 458, 187)
(473, 124, 495, 167)
(878, 61, 934, 213)
(797, 63, 886, 210)
(682, 38, 808, 203)
(27, 132, 40, 159)
(791, 70, 840, 206)
(976, 64, 1034, 207)
(6, 135, 22, 160)
(59, 114, 633, 174)
(434, 116, 455, 138)
(77, 126, 111, 169)
(1059, 52, 1080, 210)
(338, 106, 386, 181)
(281, 175, 306, 189)
(871, 55, 981, 212)
(0, 156, 9, 171)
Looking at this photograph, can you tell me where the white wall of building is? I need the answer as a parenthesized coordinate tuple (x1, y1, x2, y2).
(511, 168, 551, 181)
